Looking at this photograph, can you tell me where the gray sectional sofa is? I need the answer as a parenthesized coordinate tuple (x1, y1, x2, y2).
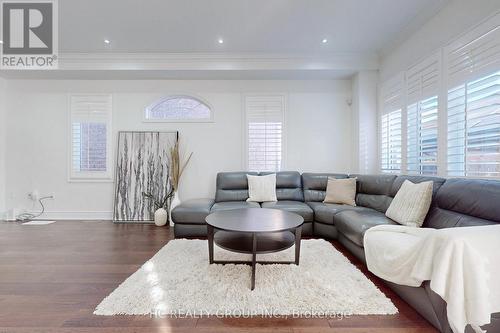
(171, 171, 500, 333)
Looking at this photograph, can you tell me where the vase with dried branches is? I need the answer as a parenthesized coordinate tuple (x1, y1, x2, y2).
(142, 187, 174, 226)
(142, 161, 174, 226)
(168, 137, 193, 225)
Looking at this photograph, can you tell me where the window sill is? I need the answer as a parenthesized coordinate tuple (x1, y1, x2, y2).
(67, 177, 113, 183)
(142, 118, 214, 123)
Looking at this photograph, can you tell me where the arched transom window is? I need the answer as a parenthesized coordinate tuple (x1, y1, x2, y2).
(144, 95, 212, 122)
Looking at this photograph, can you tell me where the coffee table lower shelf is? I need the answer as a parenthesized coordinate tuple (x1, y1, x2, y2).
(207, 226, 302, 290)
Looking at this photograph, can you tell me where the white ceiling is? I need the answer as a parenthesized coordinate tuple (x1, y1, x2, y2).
(60, 0, 446, 54)
(0, 0, 449, 79)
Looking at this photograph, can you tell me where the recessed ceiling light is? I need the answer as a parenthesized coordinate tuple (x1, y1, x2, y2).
(0, 40, 3, 44)
(104, 39, 111, 44)
(218, 38, 224, 44)
(322, 38, 328, 44)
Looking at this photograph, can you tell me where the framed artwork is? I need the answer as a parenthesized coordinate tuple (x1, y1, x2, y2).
(113, 131, 178, 222)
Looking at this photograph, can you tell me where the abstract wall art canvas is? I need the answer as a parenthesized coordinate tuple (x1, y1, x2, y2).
(113, 131, 178, 222)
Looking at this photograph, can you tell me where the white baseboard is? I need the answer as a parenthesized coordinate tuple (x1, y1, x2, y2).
(31, 211, 113, 220)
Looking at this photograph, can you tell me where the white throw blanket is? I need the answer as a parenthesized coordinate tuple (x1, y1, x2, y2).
(364, 224, 500, 333)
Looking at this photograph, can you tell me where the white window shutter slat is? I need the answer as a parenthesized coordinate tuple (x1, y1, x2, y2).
(404, 54, 440, 176)
(406, 53, 441, 105)
(447, 71, 500, 177)
(70, 95, 112, 122)
(445, 13, 500, 88)
(380, 73, 404, 114)
(380, 109, 402, 173)
(380, 74, 404, 173)
(406, 95, 439, 176)
(245, 95, 285, 172)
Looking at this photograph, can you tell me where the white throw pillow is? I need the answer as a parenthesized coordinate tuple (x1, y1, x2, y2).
(323, 177, 357, 206)
(246, 174, 277, 202)
(385, 180, 433, 227)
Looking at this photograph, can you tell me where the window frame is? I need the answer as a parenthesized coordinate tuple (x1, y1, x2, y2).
(243, 94, 287, 172)
(68, 93, 113, 183)
(142, 94, 214, 123)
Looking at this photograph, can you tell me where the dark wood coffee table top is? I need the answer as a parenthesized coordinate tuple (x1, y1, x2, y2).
(206, 208, 304, 290)
(205, 208, 304, 233)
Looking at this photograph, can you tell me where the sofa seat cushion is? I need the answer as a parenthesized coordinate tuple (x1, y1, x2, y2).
(335, 209, 397, 247)
(171, 198, 215, 225)
(261, 201, 314, 222)
(307, 202, 369, 225)
(211, 201, 260, 212)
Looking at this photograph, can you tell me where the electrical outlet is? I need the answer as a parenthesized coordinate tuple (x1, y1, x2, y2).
(27, 191, 56, 202)
(27, 190, 39, 201)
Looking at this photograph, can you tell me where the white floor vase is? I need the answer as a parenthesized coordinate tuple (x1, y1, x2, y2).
(94, 239, 398, 317)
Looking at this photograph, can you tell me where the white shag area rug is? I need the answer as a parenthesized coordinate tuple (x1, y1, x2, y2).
(94, 239, 397, 317)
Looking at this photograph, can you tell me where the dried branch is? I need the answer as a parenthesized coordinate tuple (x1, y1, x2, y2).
(169, 137, 193, 192)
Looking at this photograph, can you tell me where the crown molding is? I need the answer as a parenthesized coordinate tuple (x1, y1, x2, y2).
(0, 52, 379, 79)
(57, 52, 379, 71)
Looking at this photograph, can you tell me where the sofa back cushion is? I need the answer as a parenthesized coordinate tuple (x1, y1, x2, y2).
(215, 171, 303, 202)
(350, 174, 396, 213)
(261, 171, 304, 201)
(301, 173, 349, 202)
(390, 175, 446, 198)
(215, 172, 258, 202)
(424, 178, 500, 228)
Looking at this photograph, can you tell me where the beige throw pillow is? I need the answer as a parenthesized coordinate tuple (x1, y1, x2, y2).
(385, 180, 433, 227)
(246, 174, 277, 202)
(323, 177, 357, 206)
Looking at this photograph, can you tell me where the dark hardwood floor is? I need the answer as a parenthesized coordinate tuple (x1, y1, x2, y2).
(0, 221, 437, 333)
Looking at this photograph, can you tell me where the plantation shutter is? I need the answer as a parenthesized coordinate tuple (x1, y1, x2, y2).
(380, 75, 403, 173)
(445, 13, 500, 178)
(445, 14, 500, 88)
(406, 53, 440, 105)
(70, 94, 112, 180)
(245, 95, 285, 172)
(405, 54, 440, 175)
(381, 111, 402, 173)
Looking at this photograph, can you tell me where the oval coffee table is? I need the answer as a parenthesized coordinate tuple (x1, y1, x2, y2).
(205, 208, 304, 290)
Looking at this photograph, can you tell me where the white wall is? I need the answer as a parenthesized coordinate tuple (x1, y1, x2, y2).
(380, 0, 500, 81)
(0, 78, 6, 216)
(351, 71, 378, 174)
(3, 79, 352, 219)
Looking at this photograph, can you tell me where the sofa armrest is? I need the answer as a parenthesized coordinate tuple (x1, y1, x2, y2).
(171, 198, 215, 224)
